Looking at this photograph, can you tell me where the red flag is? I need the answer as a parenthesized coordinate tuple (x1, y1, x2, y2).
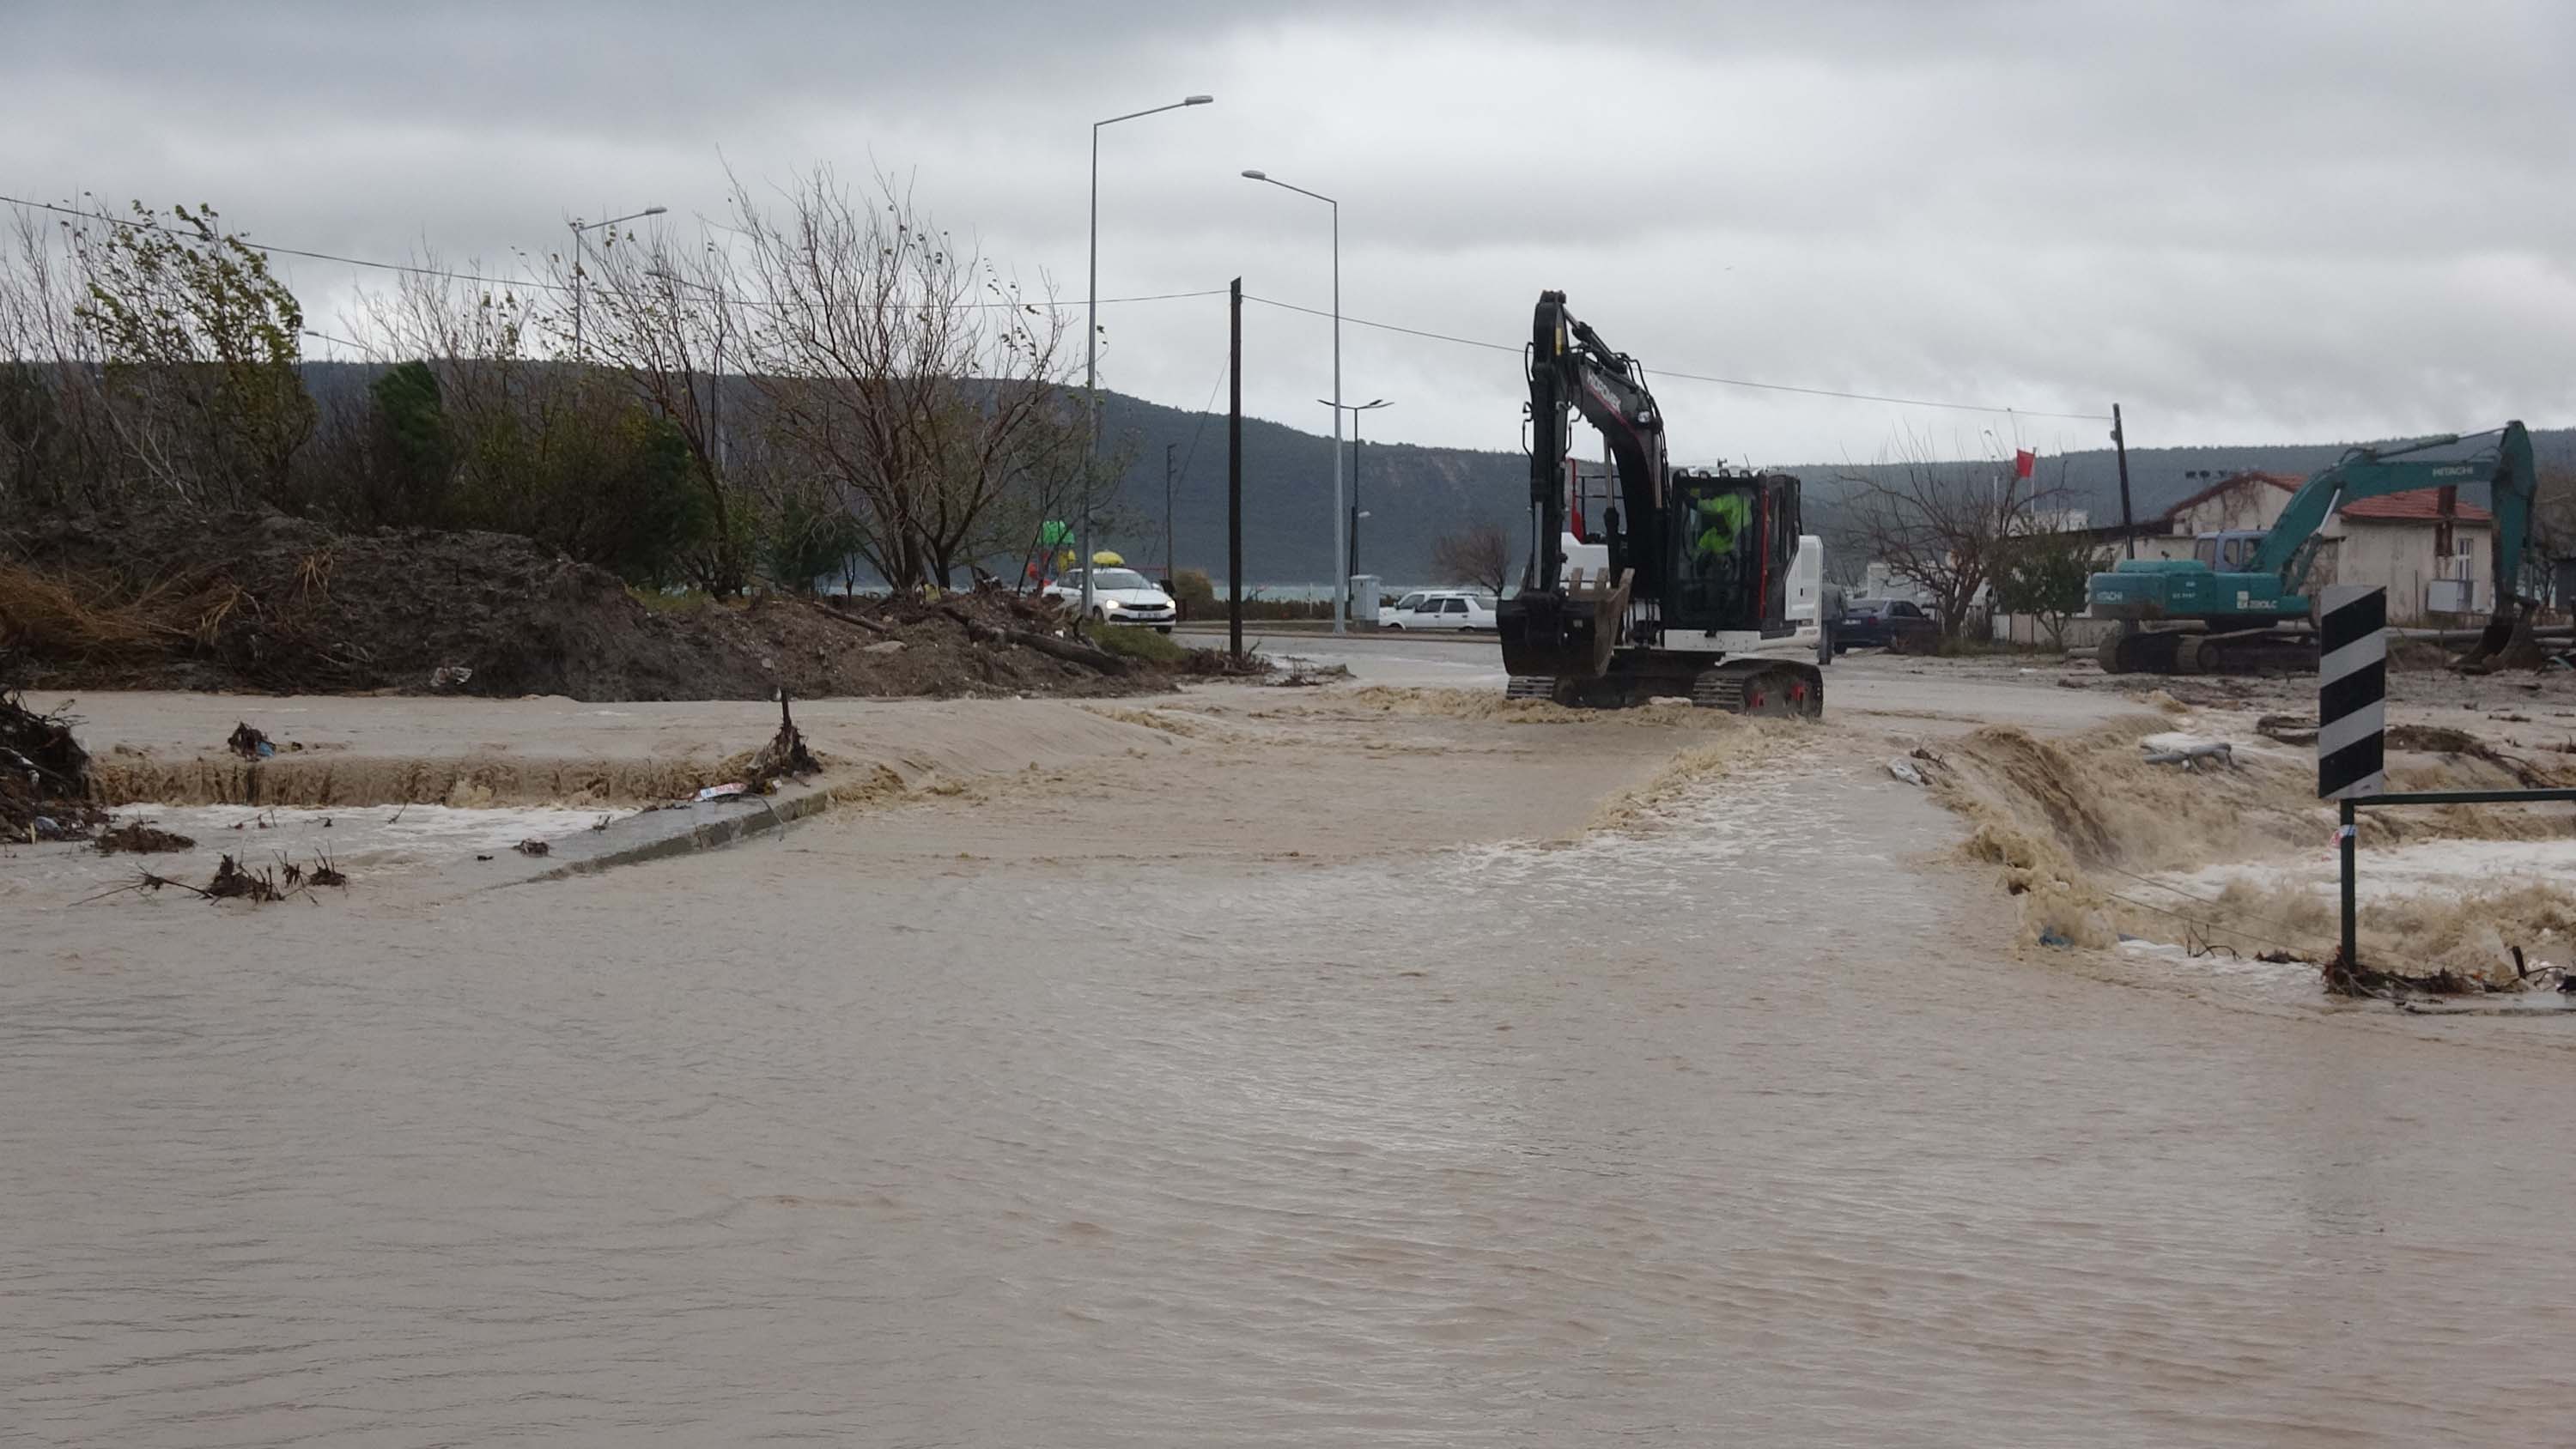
(2013, 448, 2037, 481)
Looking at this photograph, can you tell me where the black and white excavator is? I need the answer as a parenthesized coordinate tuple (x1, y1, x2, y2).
(1496, 290, 1827, 713)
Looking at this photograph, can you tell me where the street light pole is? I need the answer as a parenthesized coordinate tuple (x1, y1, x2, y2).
(1319, 396, 1390, 595)
(568, 204, 666, 354)
(1083, 94, 1212, 627)
(1244, 169, 1346, 634)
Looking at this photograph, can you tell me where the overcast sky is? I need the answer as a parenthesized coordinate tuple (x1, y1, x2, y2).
(6, 0, 2572, 466)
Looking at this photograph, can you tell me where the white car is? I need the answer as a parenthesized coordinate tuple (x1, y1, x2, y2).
(1045, 567, 1177, 633)
(1381, 590, 1498, 632)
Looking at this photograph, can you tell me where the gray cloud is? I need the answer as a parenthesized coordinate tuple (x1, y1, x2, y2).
(7, 0, 2570, 465)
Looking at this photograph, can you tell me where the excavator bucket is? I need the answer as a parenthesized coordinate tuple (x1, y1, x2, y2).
(1498, 568, 1631, 682)
(2457, 609, 2539, 674)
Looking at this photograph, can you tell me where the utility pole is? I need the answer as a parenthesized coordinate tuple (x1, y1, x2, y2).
(1164, 442, 1177, 585)
(1349, 435, 1361, 584)
(1228, 277, 1244, 666)
(2113, 403, 2137, 561)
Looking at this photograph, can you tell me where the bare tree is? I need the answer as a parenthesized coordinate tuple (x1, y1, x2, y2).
(2531, 465, 2576, 573)
(0, 205, 119, 515)
(552, 223, 755, 592)
(1830, 430, 2068, 638)
(1431, 521, 1513, 597)
(731, 167, 1081, 590)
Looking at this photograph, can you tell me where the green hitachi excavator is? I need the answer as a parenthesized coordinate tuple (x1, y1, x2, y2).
(2087, 421, 2541, 675)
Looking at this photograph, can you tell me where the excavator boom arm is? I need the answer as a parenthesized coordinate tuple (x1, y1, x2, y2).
(1526, 291, 1668, 596)
(2251, 421, 2538, 619)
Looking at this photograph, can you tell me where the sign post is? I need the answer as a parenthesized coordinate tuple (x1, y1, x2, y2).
(2318, 585, 2386, 968)
(2309, 585, 2576, 991)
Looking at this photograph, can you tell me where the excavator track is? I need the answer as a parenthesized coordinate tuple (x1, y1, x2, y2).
(1691, 660, 1824, 717)
(2098, 627, 2315, 676)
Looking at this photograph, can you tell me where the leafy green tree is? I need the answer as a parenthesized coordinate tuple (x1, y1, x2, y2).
(359, 360, 453, 524)
(70, 203, 315, 506)
(759, 492, 867, 594)
(1996, 529, 2106, 648)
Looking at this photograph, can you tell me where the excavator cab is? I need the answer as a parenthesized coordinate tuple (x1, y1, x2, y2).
(1665, 472, 1799, 637)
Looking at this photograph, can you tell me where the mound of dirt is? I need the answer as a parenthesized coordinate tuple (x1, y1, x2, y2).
(1, 507, 1182, 702)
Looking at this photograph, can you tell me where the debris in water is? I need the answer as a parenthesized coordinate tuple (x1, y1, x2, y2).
(1267, 657, 1352, 688)
(309, 850, 347, 888)
(1888, 756, 1926, 787)
(207, 853, 283, 902)
(513, 838, 550, 857)
(2255, 714, 2318, 745)
(3, 687, 100, 840)
(745, 691, 821, 791)
(431, 664, 474, 689)
(95, 822, 195, 855)
(2141, 740, 2234, 772)
(696, 783, 747, 802)
(226, 722, 275, 760)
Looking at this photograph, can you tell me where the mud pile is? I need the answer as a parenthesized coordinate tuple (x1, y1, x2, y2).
(0, 507, 1176, 702)
(1923, 712, 2576, 985)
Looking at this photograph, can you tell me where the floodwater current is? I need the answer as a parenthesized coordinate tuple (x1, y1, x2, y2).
(9, 767, 2576, 1445)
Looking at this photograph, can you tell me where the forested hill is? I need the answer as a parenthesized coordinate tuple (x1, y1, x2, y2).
(294, 363, 2565, 585)
(1099, 413, 2576, 583)
(1086, 391, 1520, 585)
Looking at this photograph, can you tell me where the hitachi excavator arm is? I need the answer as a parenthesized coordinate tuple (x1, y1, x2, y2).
(2252, 421, 2538, 656)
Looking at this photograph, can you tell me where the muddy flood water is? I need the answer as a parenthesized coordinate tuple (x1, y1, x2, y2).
(9, 722, 2576, 1445)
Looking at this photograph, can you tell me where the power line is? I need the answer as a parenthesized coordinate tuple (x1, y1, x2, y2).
(0, 194, 1228, 312)
(5, 191, 2110, 421)
(1242, 291, 2111, 422)
(1174, 359, 1228, 492)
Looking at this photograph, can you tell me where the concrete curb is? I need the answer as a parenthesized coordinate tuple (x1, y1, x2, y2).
(489, 782, 835, 888)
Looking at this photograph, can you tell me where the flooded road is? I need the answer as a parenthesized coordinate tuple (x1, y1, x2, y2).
(9, 743, 2576, 1445)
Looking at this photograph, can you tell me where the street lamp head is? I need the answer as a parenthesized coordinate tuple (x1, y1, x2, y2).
(641, 205, 668, 216)
(1185, 94, 1213, 106)
(1240, 169, 1267, 180)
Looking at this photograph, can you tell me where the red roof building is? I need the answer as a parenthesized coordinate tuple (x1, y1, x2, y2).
(2338, 491, 2491, 524)
(2160, 470, 2489, 529)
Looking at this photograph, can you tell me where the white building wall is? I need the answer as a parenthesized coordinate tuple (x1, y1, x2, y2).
(2172, 481, 2292, 537)
(2336, 521, 2489, 623)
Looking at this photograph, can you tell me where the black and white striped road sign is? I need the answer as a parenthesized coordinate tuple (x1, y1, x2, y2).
(2318, 585, 2385, 800)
